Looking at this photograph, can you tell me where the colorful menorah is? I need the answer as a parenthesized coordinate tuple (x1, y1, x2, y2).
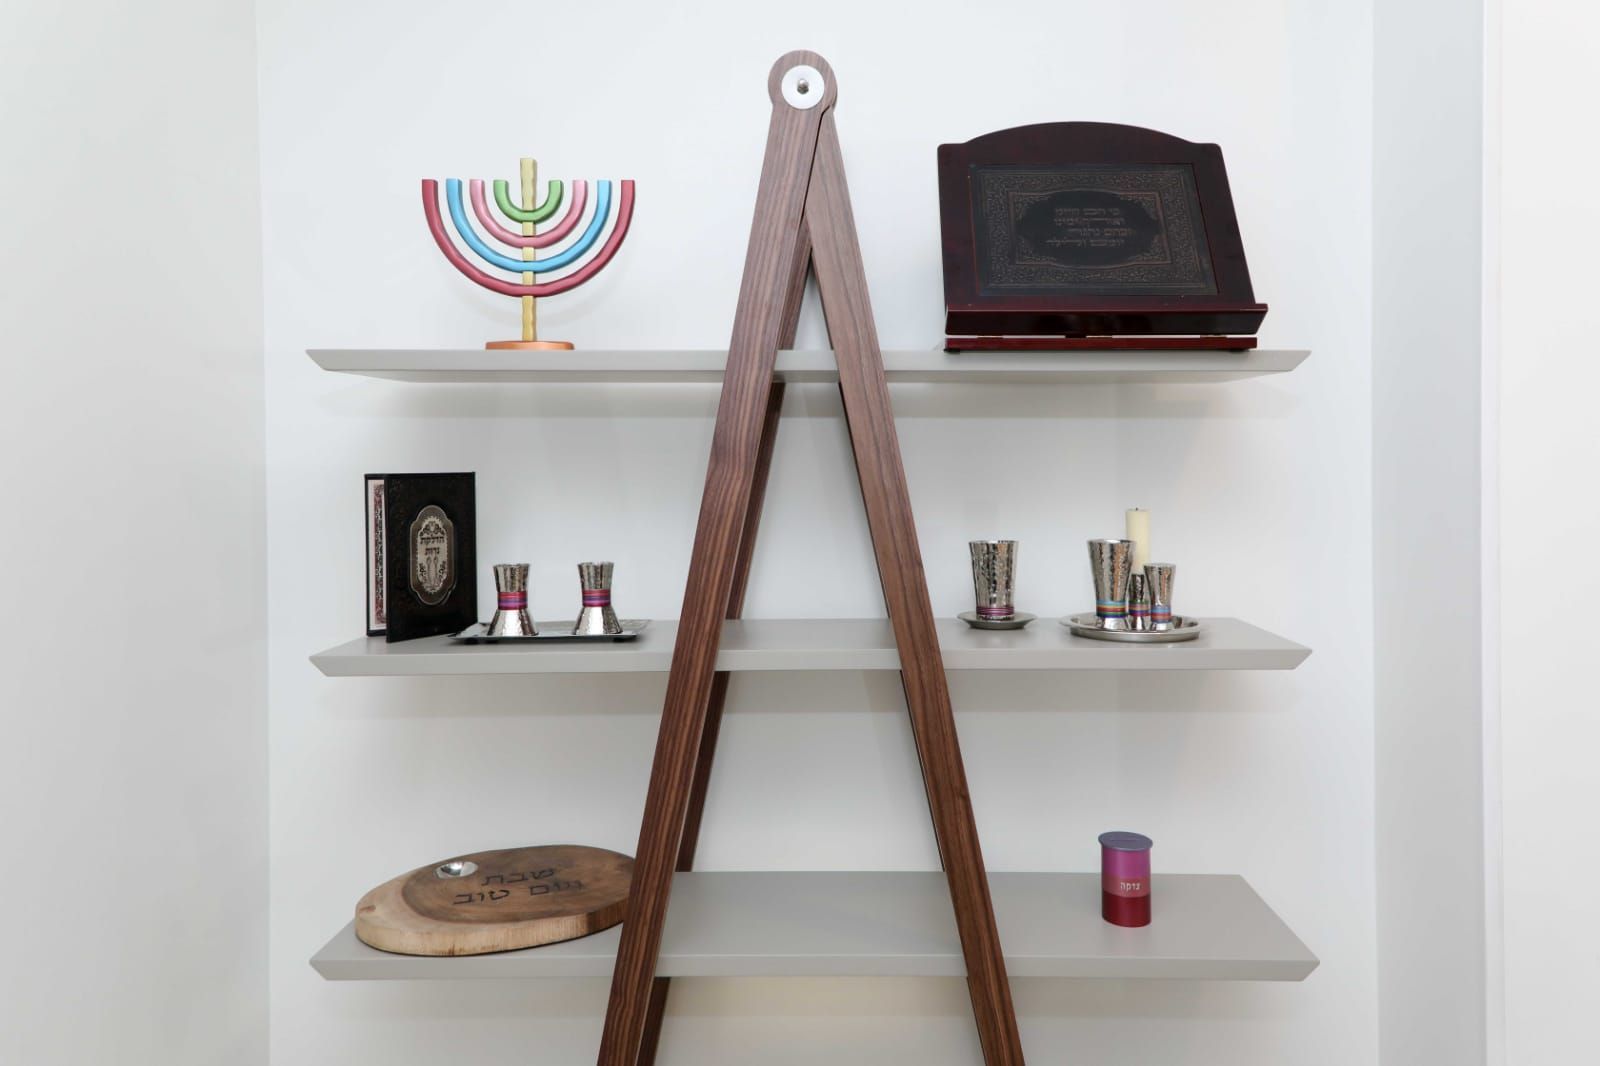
(422, 158, 635, 349)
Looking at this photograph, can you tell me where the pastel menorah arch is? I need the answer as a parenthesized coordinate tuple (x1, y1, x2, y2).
(423, 157, 635, 349)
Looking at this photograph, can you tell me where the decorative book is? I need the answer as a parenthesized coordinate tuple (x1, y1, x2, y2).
(365, 472, 477, 642)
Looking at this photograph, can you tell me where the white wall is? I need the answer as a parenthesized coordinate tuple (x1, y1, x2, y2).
(1499, 3, 1600, 1061)
(1371, 1, 1491, 1064)
(259, 1, 1376, 1063)
(0, 3, 267, 1064)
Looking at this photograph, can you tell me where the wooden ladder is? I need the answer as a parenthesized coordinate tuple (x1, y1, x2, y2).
(595, 51, 1026, 1066)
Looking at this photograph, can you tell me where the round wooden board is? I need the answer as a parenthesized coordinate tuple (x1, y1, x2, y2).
(354, 844, 633, 956)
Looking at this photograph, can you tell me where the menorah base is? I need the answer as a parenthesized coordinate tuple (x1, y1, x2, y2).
(486, 339, 575, 350)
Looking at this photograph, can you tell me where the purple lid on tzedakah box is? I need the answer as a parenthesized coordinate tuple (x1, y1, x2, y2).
(1098, 831, 1153, 852)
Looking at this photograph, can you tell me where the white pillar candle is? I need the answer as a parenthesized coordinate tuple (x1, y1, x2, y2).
(1125, 508, 1150, 571)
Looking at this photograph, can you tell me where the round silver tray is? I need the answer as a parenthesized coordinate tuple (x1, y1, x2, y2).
(1060, 614, 1202, 643)
(958, 610, 1036, 631)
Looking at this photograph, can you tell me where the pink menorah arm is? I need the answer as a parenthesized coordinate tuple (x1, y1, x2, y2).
(469, 178, 590, 248)
(422, 179, 635, 297)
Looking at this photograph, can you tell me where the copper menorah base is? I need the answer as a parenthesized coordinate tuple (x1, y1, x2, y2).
(486, 339, 575, 350)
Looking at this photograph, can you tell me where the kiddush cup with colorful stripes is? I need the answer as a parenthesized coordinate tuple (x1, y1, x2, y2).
(1145, 562, 1176, 629)
(968, 541, 1020, 622)
(573, 561, 623, 636)
(488, 563, 536, 637)
(1127, 572, 1152, 631)
(1087, 538, 1136, 629)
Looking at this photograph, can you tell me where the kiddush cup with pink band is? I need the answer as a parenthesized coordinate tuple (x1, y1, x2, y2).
(1099, 830, 1153, 927)
(968, 540, 1019, 622)
(573, 561, 623, 636)
(488, 563, 536, 637)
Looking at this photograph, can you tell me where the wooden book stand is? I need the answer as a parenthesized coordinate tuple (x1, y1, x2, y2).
(597, 52, 1026, 1066)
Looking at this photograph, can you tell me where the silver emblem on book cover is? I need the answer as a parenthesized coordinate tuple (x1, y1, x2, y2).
(409, 504, 457, 606)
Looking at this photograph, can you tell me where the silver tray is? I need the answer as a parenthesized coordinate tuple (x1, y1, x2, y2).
(1060, 614, 1202, 643)
(451, 620, 650, 644)
(957, 610, 1037, 631)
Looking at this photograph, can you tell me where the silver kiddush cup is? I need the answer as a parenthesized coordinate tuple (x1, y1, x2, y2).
(1145, 563, 1176, 630)
(1088, 539, 1135, 629)
(573, 561, 622, 635)
(488, 563, 536, 637)
(1127, 572, 1151, 631)
(969, 540, 1019, 621)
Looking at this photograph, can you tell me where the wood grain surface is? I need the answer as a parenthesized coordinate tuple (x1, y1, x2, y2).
(809, 110, 1025, 1066)
(355, 844, 632, 957)
(598, 50, 1025, 1066)
(596, 51, 833, 1066)
(636, 329, 800, 1066)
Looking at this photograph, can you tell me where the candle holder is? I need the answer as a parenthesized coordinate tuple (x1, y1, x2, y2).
(421, 158, 635, 349)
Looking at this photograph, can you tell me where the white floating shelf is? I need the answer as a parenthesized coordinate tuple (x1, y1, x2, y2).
(308, 347, 1308, 385)
(311, 617, 1309, 677)
(311, 871, 1317, 982)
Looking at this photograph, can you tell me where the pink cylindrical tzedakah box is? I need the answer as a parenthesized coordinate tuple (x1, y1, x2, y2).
(1099, 831, 1153, 927)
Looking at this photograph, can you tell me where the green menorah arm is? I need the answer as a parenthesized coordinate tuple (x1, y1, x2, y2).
(494, 179, 564, 223)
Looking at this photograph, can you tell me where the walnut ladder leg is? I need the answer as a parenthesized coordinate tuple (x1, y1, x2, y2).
(599, 52, 1025, 1066)
(634, 240, 806, 1065)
